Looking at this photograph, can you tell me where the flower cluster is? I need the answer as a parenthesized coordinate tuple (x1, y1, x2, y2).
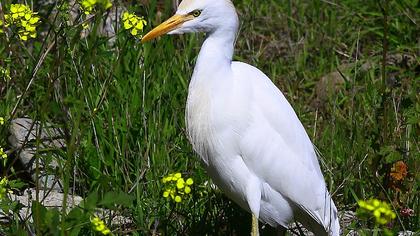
(0, 19, 4, 33)
(0, 67, 11, 81)
(0, 178, 10, 199)
(358, 199, 396, 224)
(0, 147, 7, 159)
(162, 173, 193, 203)
(2, 4, 41, 41)
(122, 12, 147, 38)
(400, 208, 414, 217)
(91, 215, 111, 235)
(78, 0, 113, 15)
(0, 117, 4, 125)
(390, 161, 408, 181)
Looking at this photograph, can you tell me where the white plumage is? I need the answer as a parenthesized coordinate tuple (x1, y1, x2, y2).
(142, 0, 340, 235)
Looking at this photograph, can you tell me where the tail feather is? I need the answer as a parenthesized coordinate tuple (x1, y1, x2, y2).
(294, 191, 340, 236)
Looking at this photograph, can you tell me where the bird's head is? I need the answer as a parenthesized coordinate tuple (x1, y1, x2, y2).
(141, 0, 238, 43)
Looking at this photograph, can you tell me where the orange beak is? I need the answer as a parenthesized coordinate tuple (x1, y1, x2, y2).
(141, 14, 194, 43)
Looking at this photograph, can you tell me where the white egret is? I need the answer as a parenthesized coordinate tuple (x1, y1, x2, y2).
(142, 0, 340, 235)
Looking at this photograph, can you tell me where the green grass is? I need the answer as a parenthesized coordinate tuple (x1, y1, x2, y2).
(0, 0, 418, 235)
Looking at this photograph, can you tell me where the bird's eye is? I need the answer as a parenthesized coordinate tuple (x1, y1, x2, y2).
(191, 10, 202, 17)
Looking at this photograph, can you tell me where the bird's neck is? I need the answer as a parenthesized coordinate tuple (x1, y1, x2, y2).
(200, 30, 236, 64)
(191, 30, 236, 86)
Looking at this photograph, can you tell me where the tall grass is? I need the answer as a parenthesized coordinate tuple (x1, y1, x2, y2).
(0, 0, 418, 235)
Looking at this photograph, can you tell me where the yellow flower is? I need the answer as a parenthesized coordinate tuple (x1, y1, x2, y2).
(0, 148, 7, 159)
(82, 22, 90, 29)
(358, 199, 396, 225)
(373, 210, 380, 218)
(0, 178, 9, 199)
(4, 15, 11, 27)
(365, 204, 375, 211)
(130, 28, 138, 36)
(0, 67, 11, 80)
(19, 34, 28, 41)
(122, 12, 129, 20)
(162, 172, 194, 203)
(169, 189, 175, 199)
(17, 5, 27, 13)
(25, 25, 36, 32)
(29, 17, 40, 24)
(176, 178, 185, 189)
(91, 215, 111, 235)
(79, 0, 112, 15)
(0, 178, 7, 185)
(122, 12, 147, 38)
(0, 117, 4, 125)
(3, 4, 41, 41)
(135, 21, 146, 30)
(24, 13, 31, 20)
(104, 2, 113, 9)
(123, 21, 132, 29)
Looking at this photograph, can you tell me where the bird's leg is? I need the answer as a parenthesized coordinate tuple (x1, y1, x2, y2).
(251, 214, 259, 236)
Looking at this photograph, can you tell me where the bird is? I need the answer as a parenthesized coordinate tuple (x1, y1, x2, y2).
(142, 0, 340, 235)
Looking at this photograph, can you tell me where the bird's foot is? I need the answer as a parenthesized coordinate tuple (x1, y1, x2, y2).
(251, 214, 259, 236)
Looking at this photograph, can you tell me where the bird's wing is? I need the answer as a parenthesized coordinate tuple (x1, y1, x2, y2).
(231, 62, 336, 230)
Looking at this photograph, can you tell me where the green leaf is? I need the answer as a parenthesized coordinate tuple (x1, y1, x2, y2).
(80, 191, 98, 211)
(379, 145, 402, 164)
(64, 207, 86, 236)
(31, 201, 60, 234)
(99, 191, 134, 208)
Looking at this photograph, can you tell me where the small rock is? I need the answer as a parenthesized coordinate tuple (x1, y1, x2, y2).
(8, 118, 65, 149)
(2, 188, 82, 222)
(2, 190, 132, 230)
(13, 188, 82, 208)
(8, 118, 65, 192)
(287, 222, 313, 235)
(345, 230, 360, 236)
(95, 208, 133, 228)
(38, 174, 62, 192)
(360, 61, 374, 72)
(386, 53, 417, 68)
(398, 231, 414, 236)
(340, 210, 357, 230)
(18, 147, 37, 167)
(312, 70, 346, 110)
